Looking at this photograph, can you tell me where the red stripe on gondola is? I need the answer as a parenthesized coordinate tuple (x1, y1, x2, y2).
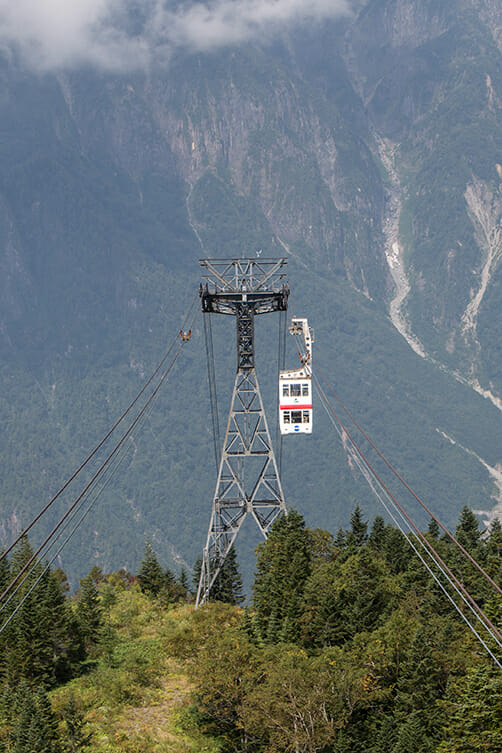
(280, 405, 312, 410)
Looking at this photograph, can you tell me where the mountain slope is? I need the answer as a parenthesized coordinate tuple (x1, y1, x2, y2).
(0, 0, 502, 583)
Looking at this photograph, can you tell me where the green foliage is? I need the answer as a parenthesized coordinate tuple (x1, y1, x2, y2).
(0, 504, 499, 753)
(253, 510, 312, 643)
(75, 573, 103, 656)
(137, 540, 166, 598)
(0, 539, 80, 688)
(1, 1, 502, 596)
(190, 505, 502, 752)
(209, 546, 245, 606)
(58, 692, 92, 752)
(437, 666, 502, 752)
(347, 503, 368, 549)
(137, 540, 188, 604)
(0, 682, 62, 753)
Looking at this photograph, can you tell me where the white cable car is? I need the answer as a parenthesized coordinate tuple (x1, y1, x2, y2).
(279, 318, 313, 435)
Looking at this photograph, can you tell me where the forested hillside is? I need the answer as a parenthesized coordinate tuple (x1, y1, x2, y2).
(0, 506, 501, 752)
(1, 0, 502, 584)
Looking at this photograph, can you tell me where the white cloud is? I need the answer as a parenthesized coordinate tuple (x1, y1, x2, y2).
(0, 0, 351, 72)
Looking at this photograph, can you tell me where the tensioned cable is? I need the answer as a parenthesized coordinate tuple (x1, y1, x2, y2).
(314, 359, 502, 600)
(0, 292, 199, 565)
(276, 308, 287, 477)
(203, 311, 221, 471)
(0, 434, 134, 632)
(314, 380, 502, 665)
(0, 369, 168, 633)
(0, 390, 155, 619)
(0, 305, 197, 606)
(0, 340, 184, 606)
(312, 372, 502, 652)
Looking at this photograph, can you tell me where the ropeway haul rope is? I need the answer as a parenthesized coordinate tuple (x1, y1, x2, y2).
(309, 358, 502, 668)
(0, 294, 199, 627)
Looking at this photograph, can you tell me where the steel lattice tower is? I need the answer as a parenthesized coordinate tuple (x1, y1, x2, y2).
(196, 258, 289, 607)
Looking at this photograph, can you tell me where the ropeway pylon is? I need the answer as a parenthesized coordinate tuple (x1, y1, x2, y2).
(196, 258, 289, 607)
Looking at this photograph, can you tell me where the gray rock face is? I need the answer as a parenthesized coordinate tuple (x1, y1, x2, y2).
(1, 1, 502, 580)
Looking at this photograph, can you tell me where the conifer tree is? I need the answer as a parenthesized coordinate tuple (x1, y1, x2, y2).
(0, 550, 10, 593)
(1, 541, 76, 687)
(455, 506, 481, 552)
(346, 504, 368, 548)
(393, 711, 431, 753)
(393, 624, 447, 751)
(437, 665, 502, 752)
(372, 715, 397, 752)
(75, 572, 103, 655)
(334, 526, 346, 548)
(384, 527, 411, 574)
(137, 540, 165, 597)
(210, 546, 244, 605)
(253, 509, 311, 643)
(60, 692, 92, 752)
(427, 517, 440, 539)
(486, 518, 502, 581)
(191, 555, 202, 598)
(369, 515, 387, 550)
(10, 683, 62, 753)
(179, 566, 190, 592)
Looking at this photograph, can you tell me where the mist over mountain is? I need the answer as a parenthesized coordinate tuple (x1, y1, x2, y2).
(1, 0, 502, 584)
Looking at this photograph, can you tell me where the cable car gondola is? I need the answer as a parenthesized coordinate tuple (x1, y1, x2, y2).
(279, 318, 313, 435)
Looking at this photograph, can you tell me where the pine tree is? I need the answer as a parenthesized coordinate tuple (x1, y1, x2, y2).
(75, 572, 103, 655)
(384, 527, 411, 574)
(10, 683, 62, 753)
(179, 566, 190, 592)
(486, 518, 502, 582)
(1, 541, 76, 687)
(372, 715, 397, 752)
(346, 504, 368, 548)
(455, 506, 481, 552)
(192, 555, 202, 598)
(60, 692, 92, 752)
(137, 540, 165, 597)
(393, 711, 432, 753)
(253, 509, 311, 643)
(369, 515, 387, 550)
(394, 626, 446, 745)
(334, 526, 346, 548)
(427, 517, 440, 539)
(437, 665, 502, 752)
(0, 550, 10, 593)
(210, 546, 244, 605)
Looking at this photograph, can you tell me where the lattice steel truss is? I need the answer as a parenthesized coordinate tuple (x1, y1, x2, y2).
(196, 258, 289, 607)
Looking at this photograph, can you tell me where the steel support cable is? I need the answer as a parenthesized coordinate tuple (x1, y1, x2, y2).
(348, 438, 502, 666)
(203, 311, 220, 471)
(276, 308, 287, 477)
(312, 371, 502, 649)
(0, 393, 154, 619)
(314, 381, 502, 665)
(0, 433, 135, 633)
(0, 377, 166, 634)
(313, 359, 502, 601)
(0, 338, 188, 607)
(0, 292, 199, 565)
(0, 307, 191, 624)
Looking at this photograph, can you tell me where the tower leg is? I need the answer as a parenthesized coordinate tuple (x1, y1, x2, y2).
(196, 368, 286, 607)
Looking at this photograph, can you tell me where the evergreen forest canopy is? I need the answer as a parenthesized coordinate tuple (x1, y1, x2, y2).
(0, 505, 502, 752)
(1, 0, 502, 585)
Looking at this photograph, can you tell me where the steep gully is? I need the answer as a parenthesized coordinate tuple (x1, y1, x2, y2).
(376, 140, 502, 519)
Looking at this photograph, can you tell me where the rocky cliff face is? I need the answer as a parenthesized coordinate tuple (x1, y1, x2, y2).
(342, 0, 502, 402)
(1, 0, 502, 580)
